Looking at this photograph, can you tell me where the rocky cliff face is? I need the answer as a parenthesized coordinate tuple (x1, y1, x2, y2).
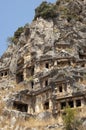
(0, 0, 86, 130)
(1, 0, 86, 71)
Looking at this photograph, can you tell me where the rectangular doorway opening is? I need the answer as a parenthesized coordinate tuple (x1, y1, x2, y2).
(44, 101, 49, 110)
(61, 102, 66, 109)
(76, 99, 81, 107)
(13, 102, 28, 112)
(45, 63, 49, 69)
(16, 72, 24, 83)
(59, 86, 62, 92)
(68, 100, 74, 108)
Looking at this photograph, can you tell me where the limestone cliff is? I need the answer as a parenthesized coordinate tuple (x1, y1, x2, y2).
(0, 0, 86, 130)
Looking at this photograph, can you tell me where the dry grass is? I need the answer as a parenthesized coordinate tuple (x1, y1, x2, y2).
(0, 116, 62, 130)
(13, 116, 63, 129)
(76, 125, 86, 130)
(79, 106, 86, 118)
(0, 101, 5, 115)
(82, 79, 86, 85)
(6, 117, 86, 130)
(16, 118, 57, 127)
(0, 114, 85, 130)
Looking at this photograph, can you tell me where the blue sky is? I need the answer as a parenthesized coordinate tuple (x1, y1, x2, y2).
(0, 0, 56, 56)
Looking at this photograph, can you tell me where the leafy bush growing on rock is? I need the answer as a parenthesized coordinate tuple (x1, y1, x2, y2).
(7, 27, 24, 45)
(34, 1, 58, 20)
(63, 107, 82, 130)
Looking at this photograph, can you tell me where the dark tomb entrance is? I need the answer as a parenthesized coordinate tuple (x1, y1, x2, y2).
(13, 101, 28, 112)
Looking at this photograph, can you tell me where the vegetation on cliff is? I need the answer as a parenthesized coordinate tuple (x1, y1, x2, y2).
(34, 1, 58, 20)
(7, 0, 84, 46)
(34, 0, 83, 22)
(7, 27, 24, 45)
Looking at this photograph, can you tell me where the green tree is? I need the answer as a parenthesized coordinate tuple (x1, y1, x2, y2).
(14, 27, 24, 39)
(34, 1, 57, 20)
(7, 27, 24, 45)
(62, 107, 81, 130)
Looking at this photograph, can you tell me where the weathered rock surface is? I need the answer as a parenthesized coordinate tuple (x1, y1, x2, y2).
(0, 0, 86, 129)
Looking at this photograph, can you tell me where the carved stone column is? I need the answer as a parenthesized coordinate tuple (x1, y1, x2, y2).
(74, 100, 76, 108)
(49, 99, 53, 110)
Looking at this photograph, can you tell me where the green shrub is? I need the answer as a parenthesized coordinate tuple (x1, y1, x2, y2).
(14, 27, 24, 39)
(34, 1, 58, 20)
(63, 107, 75, 130)
(63, 107, 82, 130)
(7, 27, 24, 45)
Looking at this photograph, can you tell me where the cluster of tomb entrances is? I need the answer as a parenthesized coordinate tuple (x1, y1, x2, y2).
(8, 45, 86, 116)
(2, 43, 85, 116)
